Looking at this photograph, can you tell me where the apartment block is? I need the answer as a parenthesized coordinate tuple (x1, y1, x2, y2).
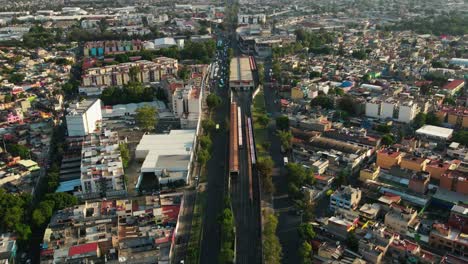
(83, 40, 143, 57)
(172, 85, 201, 129)
(40, 195, 181, 264)
(448, 205, 468, 233)
(330, 185, 362, 211)
(429, 223, 468, 258)
(359, 227, 394, 264)
(440, 170, 468, 195)
(365, 97, 419, 123)
(66, 98, 102, 137)
(408, 172, 430, 194)
(426, 159, 460, 180)
(238, 14, 266, 25)
(81, 58, 178, 88)
(384, 205, 419, 235)
(377, 148, 403, 169)
(400, 155, 429, 172)
(360, 164, 380, 182)
(442, 79, 465, 96)
(79, 130, 126, 199)
(437, 106, 468, 128)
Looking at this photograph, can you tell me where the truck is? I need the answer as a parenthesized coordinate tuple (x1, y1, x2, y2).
(283, 157, 289, 165)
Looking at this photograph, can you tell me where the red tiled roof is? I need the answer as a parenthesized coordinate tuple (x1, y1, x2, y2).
(443, 79, 464, 90)
(68, 242, 98, 257)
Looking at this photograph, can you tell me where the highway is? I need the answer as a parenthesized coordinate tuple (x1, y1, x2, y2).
(231, 91, 262, 264)
(199, 34, 231, 264)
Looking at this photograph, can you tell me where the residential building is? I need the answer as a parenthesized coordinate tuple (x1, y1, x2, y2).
(448, 205, 468, 233)
(377, 148, 403, 169)
(360, 164, 380, 182)
(359, 203, 381, 221)
(40, 195, 181, 263)
(429, 223, 468, 258)
(388, 236, 421, 261)
(135, 130, 196, 186)
(408, 172, 430, 194)
(447, 142, 468, 161)
(237, 14, 266, 25)
(326, 215, 358, 239)
(0, 233, 17, 263)
(426, 159, 460, 180)
(65, 99, 102, 137)
(437, 106, 468, 129)
(79, 130, 126, 199)
(400, 155, 429, 172)
(359, 227, 394, 264)
(330, 185, 362, 211)
(81, 59, 178, 90)
(289, 114, 332, 132)
(311, 159, 329, 174)
(83, 40, 143, 57)
(172, 85, 201, 129)
(442, 79, 465, 96)
(384, 205, 419, 234)
(229, 56, 255, 91)
(365, 97, 419, 123)
(440, 170, 468, 195)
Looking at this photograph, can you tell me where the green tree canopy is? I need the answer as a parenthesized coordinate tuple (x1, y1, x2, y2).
(298, 223, 316, 241)
(206, 93, 222, 111)
(276, 116, 290, 131)
(263, 213, 282, 264)
(135, 105, 158, 132)
(310, 95, 334, 109)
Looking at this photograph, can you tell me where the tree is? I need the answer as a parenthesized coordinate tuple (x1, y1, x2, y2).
(135, 105, 158, 132)
(98, 18, 109, 33)
(263, 213, 282, 264)
(129, 66, 141, 82)
(202, 118, 216, 133)
(381, 134, 395, 146)
(44, 193, 78, 210)
(299, 241, 312, 264)
(277, 130, 293, 151)
(310, 95, 334, 109)
(6, 143, 31, 159)
(276, 116, 289, 131)
(375, 124, 391, 134)
(338, 96, 355, 115)
(298, 223, 316, 241)
(413, 112, 427, 129)
(257, 156, 275, 194)
(8, 73, 25, 84)
(443, 97, 456, 106)
(198, 149, 211, 165)
(452, 131, 468, 146)
(119, 143, 130, 168)
(199, 135, 213, 150)
(426, 112, 441, 126)
(309, 71, 322, 79)
(257, 114, 270, 128)
(178, 66, 190, 80)
(206, 93, 222, 111)
(258, 63, 265, 85)
(352, 49, 367, 60)
(286, 163, 310, 187)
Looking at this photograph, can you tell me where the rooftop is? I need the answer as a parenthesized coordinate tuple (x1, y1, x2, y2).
(416, 125, 453, 139)
(229, 56, 253, 82)
(67, 98, 100, 116)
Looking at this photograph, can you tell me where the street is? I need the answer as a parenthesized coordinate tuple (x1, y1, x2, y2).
(262, 58, 302, 264)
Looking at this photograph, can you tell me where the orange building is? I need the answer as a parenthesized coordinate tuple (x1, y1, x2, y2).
(426, 159, 460, 180)
(400, 156, 429, 172)
(377, 149, 403, 169)
(440, 170, 468, 195)
(437, 106, 468, 128)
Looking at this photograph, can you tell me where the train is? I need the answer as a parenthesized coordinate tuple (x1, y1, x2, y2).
(229, 102, 239, 177)
(238, 106, 243, 148)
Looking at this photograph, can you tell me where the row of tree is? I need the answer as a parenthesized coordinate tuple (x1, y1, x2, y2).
(218, 197, 235, 263)
(100, 82, 154, 105)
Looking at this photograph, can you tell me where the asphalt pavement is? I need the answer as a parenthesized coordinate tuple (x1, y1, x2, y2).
(262, 59, 302, 264)
(199, 46, 231, 264)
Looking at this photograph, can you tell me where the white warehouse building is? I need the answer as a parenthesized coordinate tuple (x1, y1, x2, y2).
(135, 130, 196, 186)
(66, 98, 102, 137)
